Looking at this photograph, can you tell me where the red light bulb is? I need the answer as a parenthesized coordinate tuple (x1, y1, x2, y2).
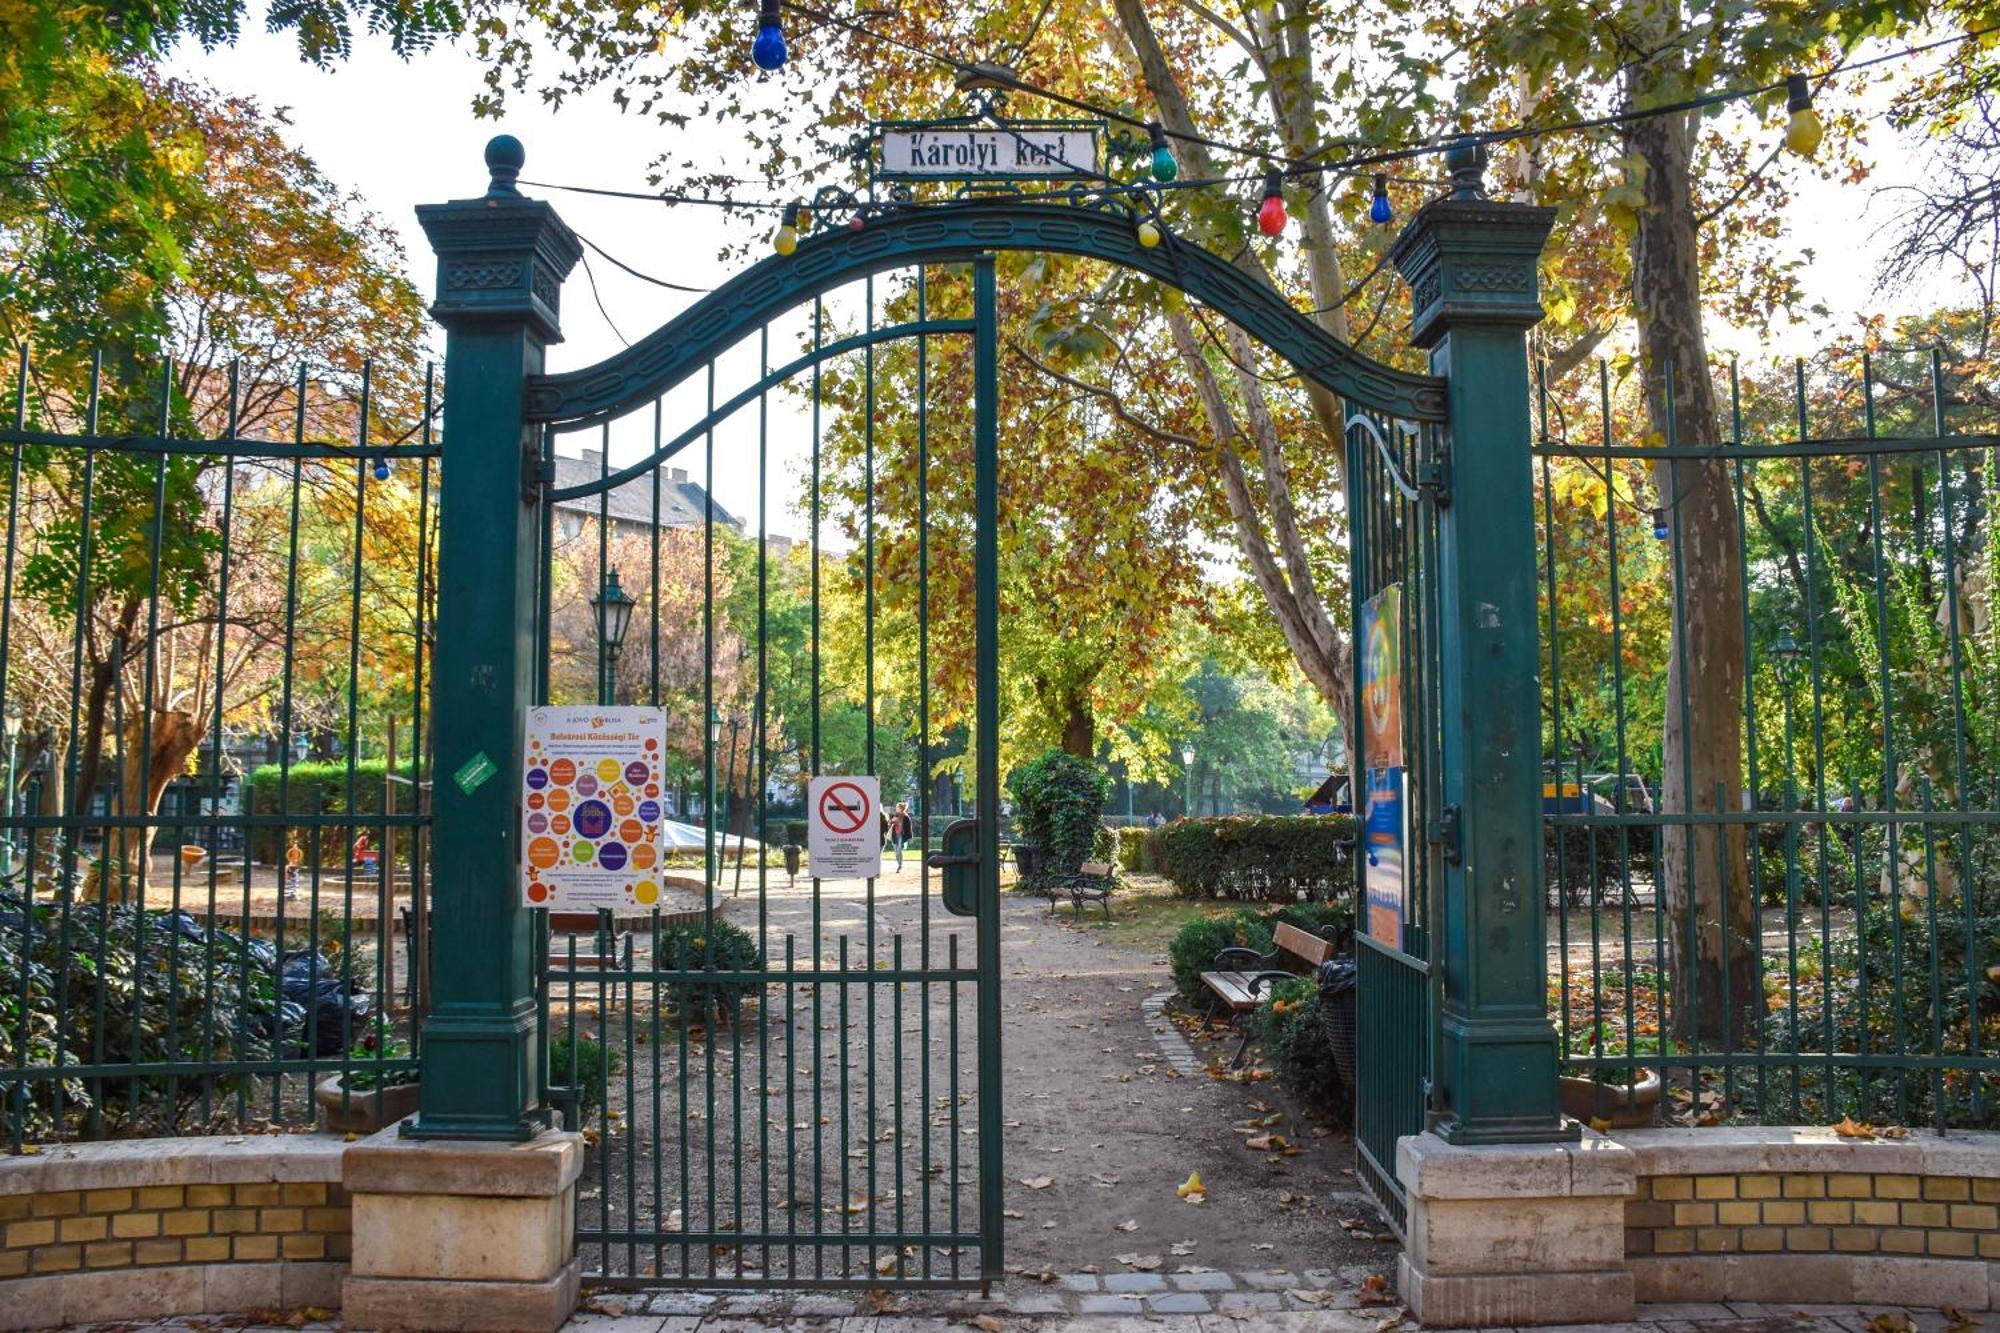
(1256, 168, 1287, 237)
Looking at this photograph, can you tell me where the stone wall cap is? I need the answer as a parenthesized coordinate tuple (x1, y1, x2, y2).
(342, 1124, 583, 1199)
(1608, 1126, 2000, 1177)
(1398, 1128, 1634, 1200)
(0, 1132, 347, 1196)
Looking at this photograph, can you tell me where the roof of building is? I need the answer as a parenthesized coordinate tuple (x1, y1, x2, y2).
(549, 449, 740, 530)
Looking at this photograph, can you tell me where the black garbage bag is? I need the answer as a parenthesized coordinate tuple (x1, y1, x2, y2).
(279, 951, 371, 1056)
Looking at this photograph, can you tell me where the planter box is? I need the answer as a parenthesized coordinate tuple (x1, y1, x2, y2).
(316, 1075, 420, 1134)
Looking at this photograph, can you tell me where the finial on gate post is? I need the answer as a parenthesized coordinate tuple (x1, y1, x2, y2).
(1443, 135, 1488, 201)
(485, 134, 526, 198)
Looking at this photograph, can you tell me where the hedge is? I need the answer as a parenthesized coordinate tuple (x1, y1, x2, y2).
(1112, 826, 1148, 872)
(245, 761, 417, 863)
(1258, 976, 1354, 1126)
(1147, 815, 1356, 902)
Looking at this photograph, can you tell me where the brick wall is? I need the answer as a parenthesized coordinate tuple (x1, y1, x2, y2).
(0, 1181, 352, 1279)
(1626, 1171, 2000, 1263)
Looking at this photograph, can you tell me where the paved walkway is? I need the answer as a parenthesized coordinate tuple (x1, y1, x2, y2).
(64, 1298, 1996, 1330)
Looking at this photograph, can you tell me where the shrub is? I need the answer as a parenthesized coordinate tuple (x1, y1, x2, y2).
(548, 1031, 621, 1115)
(1005, 749, 1110, 888)
(245, 761, 416, 863)
(1258, 976, 1354, 1126)
(655, 918, 763, 1023)
(1147, 815, 1356, 902)
(1543, 825, 1650, 907)
(1167, 910, 1268, 1005)
(1112, 826, 1148, 872)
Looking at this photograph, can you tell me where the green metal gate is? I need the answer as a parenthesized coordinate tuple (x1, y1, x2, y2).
(524, 257, 1005, 1290)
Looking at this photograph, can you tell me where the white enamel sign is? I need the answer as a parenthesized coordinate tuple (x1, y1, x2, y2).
(807, 774, 882, 881)
(879, 129, 1096, 180)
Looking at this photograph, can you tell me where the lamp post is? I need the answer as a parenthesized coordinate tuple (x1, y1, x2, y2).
(707, 708, 723, 882)
(1, 703, 19, 880)
(591, 567, 636, 706)
(1181, 744, 1195, 818)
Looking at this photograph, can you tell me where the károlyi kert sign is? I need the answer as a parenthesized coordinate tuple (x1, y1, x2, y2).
(878, 128, 1097, 180)
(807, 775, 882, 881)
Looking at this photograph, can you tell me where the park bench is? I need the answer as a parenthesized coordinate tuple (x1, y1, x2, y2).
(546, 910, 632, 974)
(1058, 861, 1115, 920)
(1202, 921, 1338, 1069)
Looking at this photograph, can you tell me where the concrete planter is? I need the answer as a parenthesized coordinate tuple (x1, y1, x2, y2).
(315, 1075, 420, 1134)
(1559, 1071, 1661, 1128)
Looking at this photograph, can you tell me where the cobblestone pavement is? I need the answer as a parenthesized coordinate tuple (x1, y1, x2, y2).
(66, 1295, 1996, 1331)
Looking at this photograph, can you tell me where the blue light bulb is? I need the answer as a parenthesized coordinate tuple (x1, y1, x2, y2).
(752, 20, 786, 70)
(1369, 173, 1393, 225)
(373, 459, 392, 482)
(1151, 144, 1178, 182)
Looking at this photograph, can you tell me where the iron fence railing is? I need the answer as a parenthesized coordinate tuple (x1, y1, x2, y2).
(0, 349, 434, 1146)
(1536, 349, 1998, 1131)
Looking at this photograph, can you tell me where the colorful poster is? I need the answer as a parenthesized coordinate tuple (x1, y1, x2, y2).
(520, 706, 668, 910)
(1359, 585, 1404, 770)
(1364, 766, 1407, 949)
(807, 775, 881, 882)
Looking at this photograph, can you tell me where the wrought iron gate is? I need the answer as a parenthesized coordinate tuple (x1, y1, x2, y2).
(525, 258, 1005, 1290)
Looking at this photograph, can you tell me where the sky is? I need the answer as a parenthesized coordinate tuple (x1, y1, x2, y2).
(162, 17, 1965, 543)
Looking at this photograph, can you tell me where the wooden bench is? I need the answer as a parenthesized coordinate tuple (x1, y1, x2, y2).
(1058, 861, 1115, 920)
(547, 910, 632, 973)
(1201, 921, 1338, 1069)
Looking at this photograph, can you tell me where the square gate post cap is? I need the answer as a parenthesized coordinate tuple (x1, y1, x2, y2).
(344, 1121, 584, 1198)
(1398, 1127, 1635, 1200)
(416, 138, 583, 344)
(1388, 137, 1556, 349)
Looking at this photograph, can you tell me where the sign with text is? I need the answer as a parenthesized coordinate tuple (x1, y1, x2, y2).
(1359, 585, 1404, 769)
(520, 705, 668, 911)
(808, 775, 882, 881)
(1363, 766, 1407, 949)
(878, 128, 1096, 180)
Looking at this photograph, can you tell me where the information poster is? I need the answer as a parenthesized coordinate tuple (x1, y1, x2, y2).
(1359, 585, 1404, 769)
(1364, 766, 1407, 949)
(807, 775, 882, 881)
(521, 706, 668, 910)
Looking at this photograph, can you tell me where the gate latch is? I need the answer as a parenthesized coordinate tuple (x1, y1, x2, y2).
(927, 817, 981, 917)
(1419, 440, 1452, 509)
(1434, 804, 1463, 865)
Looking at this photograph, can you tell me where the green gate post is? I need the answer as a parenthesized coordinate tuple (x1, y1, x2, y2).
(410, 137, 581, 1139)
(1390, 140, 1571, 1145)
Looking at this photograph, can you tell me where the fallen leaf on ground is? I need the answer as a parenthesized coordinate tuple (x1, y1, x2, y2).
(1114, 1218, 1139, 1232)
(1292, 1290, 1334, 1306)
(966, 1316, 1004, 1332)
(1358, 1273, 1395, 1306)
(1001, 1209, 1023, 1219)
(1020, 1175, 1054, 1189)
(1170, 1240, 1197, 1255)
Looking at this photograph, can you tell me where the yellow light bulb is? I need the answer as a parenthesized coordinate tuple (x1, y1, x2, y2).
(1136, 220, 1161, 249)
(1785, 107, 1823, 157)
(774, 224, 798, 257)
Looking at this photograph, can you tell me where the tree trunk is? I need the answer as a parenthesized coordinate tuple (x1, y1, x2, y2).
(1625, 47, 1756, 1053)
(96, 709, 201, 905)
(1059, 698, 1093, 761)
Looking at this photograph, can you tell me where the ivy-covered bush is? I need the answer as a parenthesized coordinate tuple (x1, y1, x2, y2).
(246, 761, 416, 863)
(1005, 749, 1110, 888)
(655, 919, 763, 1024)
(1165, 901, 1352, 1005)
(1112, 826, 1148, 872)
(1147, 815, 1356, 901)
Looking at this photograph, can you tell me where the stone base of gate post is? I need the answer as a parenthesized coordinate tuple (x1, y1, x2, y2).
(339, 1122, 582, 1333)
(1395, 1127, 1637, 1327)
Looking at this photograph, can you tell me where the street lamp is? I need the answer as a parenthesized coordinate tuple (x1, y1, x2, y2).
(1181, 744, 1195, 819)
(591, 568, 636, 706)
(2, 702, 19, 880)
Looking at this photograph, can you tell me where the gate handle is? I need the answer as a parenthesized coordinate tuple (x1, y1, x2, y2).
(927, 852, 979, 869)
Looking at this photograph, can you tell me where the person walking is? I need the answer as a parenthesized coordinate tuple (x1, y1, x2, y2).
(888, 801, 913, 872)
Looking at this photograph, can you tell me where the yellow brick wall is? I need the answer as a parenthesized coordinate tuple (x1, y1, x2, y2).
(1626, 1172, 2000, 1262)
(0, 1182, 350, 1279)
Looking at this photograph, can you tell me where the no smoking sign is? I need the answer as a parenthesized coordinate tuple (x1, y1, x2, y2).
(807, 775, 881, 881)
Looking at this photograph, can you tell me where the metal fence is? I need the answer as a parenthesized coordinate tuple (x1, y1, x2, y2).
(1536, 348, 1998, 1131)
(0, 349, 433, 1146)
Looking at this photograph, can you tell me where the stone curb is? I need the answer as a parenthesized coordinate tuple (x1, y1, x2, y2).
(1141, 991, 1207, 1076)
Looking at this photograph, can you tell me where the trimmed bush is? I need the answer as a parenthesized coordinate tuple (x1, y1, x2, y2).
(1544, 825, 1650, 906)
(1005, 749, 1109, 889)
(1147, 815, 1356, 902)
(656, 918, 763, 1024)
(1112, 826, 1148, 872)
(246, 761, 416, 863)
